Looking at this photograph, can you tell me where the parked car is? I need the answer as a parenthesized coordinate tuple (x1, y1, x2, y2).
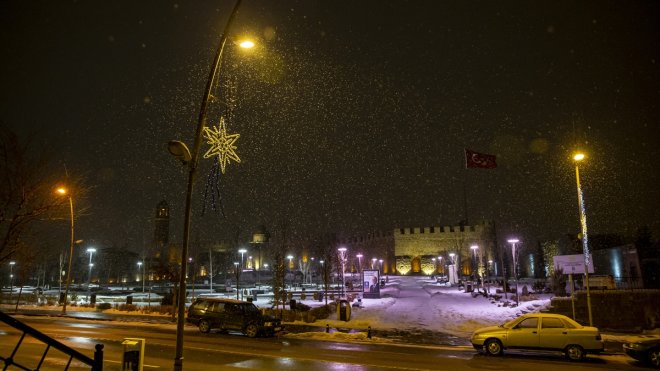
(187, 298, 282, 338)
(623, 336, 660, 368)
(470, 313, 603, 361)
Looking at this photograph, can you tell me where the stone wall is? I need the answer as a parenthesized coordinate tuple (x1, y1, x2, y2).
(548, 290, 660, 331)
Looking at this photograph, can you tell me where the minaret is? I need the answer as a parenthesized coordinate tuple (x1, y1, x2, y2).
(154, 200, 170, 259)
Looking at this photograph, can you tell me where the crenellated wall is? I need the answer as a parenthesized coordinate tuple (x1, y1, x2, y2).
(394, 221, 495, 275)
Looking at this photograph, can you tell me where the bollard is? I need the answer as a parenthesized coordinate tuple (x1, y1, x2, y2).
(93, 343, 104, 371)
(367, 326, 371, 339)
(326, 324, 330, 333)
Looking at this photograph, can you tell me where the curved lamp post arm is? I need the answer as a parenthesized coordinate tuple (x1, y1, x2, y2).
(173, 1, 244, 370)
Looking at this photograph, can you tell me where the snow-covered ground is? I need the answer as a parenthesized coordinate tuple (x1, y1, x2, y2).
(4, 276, 658, 345)
(282, 275, 550, 338)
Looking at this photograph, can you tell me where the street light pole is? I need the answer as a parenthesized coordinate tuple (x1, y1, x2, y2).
(239, 248, 247, 270)
(56, 187, 75, 315)
(170, 1, 245, 369)
(234, 262, 240, 300)
(86, 247, 96, 303)
(573, 152, 593, 326)
(138, 262, 144, 292)
(507, 239, 520, 305)
(337, 247, 347, 297)
(9, 261, 16, 301)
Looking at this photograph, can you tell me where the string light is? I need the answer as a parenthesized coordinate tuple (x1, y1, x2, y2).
(203, 116, 241, 173)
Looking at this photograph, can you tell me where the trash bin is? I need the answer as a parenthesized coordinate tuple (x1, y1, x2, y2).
(90, 293, 97, 306)
(126, 295, 133, 305)
(122, 338, 145, 371)
(337, 299, 351, 321)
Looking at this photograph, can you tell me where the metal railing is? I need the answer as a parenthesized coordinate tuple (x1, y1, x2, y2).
(0, 310, 103, 370)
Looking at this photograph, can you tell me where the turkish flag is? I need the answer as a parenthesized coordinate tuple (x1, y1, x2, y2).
(465, 149, 497, 169)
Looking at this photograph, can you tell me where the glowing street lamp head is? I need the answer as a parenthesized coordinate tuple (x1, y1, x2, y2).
(337, 247, 347, 253)
(238, 40, 255, 49)
(356, 254, 363, 259)
(238, 248, 247, 254)
(507, 238, 519, 244)
(137, 261, 143, 267)
(470, 245, 479, 251)
(56, 187, 67, 195)
(87, 248, 96, 254)
(573, 153, 585, 162)
(287, 255, 293, 260)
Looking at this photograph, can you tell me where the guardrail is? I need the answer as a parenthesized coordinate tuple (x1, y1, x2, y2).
(0, 310, 103, 370)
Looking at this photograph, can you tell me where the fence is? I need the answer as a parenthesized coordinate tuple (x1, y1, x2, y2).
(0, 310, 103, 370)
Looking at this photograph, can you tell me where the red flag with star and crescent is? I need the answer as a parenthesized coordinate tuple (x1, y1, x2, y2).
(465, 149, 497, 169)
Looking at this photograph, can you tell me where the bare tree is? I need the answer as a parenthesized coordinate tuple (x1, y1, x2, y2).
(0, 125, 70, 264)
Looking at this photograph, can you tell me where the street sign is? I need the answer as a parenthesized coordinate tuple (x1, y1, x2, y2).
(553, 254, 594, 274)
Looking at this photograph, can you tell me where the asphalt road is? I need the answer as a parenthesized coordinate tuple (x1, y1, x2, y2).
(0, 315, 641, 370)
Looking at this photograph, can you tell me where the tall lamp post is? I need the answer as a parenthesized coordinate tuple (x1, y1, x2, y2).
(337, 247, 347, 297)
(573, 152, 593, 326)
(449, 253, 456, 284)
(137, 261, 145, 292)
(56, 187, 75, 315)
(356, 254, 363, 276)
(470, 245, 479, 281)
(286, 255, 294, 289)
(234, 262, 240, 300)
(9, 261, 16, 301)
(86, 247, 96, 302)
(238, 248, 247, 270)
(507, 239, 520, 305)
(166, 1, 254, 368)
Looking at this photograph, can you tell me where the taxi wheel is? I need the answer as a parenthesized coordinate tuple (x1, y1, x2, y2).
(565, 344, 585, 361)
(485, 338, 503, 356)
(648, 347, 660, 368)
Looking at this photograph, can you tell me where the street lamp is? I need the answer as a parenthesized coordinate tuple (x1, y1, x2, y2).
(86, 247, 96, 302)
(449, 253, 456, 284)
(238, 248, 247, 269)
(573, 152, 593, 326)
(286, 255, 294, 289)
(379, 259, 384, 275)
(9, 261, 16, 301)
(371, 257, 377, 270)
(470, 245, 479, 280)
(508, 238, 520, 305)
(437, 256, 443, 274)
(337, 247, 347, 297)
(167, 0, 253, 368)
(234, 262, 240, 300)
(137, 261, 145, 293)
(56, 186, 75, 315)
(356, 254, 363, 275)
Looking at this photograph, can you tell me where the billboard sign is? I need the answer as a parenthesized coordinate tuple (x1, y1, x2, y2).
(553, 254, 594, 274)
(362, 269, 380, 299)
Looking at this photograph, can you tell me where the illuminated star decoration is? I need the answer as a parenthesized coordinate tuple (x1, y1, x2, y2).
(202, 116, 241, 174)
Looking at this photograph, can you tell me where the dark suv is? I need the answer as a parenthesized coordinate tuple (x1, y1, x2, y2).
(187, 298, 282, 338)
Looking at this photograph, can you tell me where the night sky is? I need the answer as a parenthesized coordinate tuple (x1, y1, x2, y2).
(2, 1, 659, 252)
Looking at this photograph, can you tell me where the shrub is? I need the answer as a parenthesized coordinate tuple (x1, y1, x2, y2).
(96, 303, 112, 310)
(551, 268, 567, 296)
